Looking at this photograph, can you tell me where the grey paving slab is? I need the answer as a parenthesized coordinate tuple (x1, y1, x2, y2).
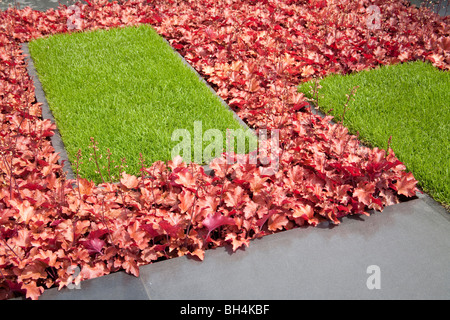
(38, 267, 149, 300)
(138, 198, 450, 300)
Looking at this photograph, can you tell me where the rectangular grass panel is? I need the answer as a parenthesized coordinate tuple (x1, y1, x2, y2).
(29, 25, 254, 183)
(298, 60, 450, 207)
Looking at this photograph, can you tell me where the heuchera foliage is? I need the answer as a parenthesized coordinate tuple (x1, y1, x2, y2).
(0, 0, 448, 299)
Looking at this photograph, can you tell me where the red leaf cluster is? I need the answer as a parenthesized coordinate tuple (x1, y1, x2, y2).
(1, 0, 445, 299)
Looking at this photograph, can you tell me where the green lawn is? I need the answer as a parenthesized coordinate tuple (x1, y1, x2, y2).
(298, 60, 449, 207)
(29, 25, 253, 183)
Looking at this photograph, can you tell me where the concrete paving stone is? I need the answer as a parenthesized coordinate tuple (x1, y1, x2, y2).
(38, 267, 149, 300)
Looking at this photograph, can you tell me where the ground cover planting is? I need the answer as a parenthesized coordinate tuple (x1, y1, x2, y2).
(299, 60, 450, 207)
(0, 0, 448, 300)
(29, 24, 252, 183)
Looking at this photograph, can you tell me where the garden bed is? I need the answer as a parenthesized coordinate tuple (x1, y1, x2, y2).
(0, 0, 448, 300)
(299, 60, 449, 208)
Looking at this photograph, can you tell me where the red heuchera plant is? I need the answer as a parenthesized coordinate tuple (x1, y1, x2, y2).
(1, 0, 448, 299)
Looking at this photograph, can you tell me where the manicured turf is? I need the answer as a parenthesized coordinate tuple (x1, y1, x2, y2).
(29, 25, 253, 183)
(298, 60, 450, 207)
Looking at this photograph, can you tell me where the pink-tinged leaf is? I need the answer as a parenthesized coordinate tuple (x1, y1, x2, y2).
(159, 221, 181, 238)
(224, 186, 247, 208)
(9, 199, 34, 224)
(268, 213, 289, 231)
(21, 282, 44, 300)
(203, 212, 236, 238)
(353, 182, 376, 206)
(81, 238, 105, 256)
(301, 65, 315, 77)
(393, 172, 418, 197)
(140, 223, 160, 238)
(79, 263, 107, 280)
(122, 259, 139, 277)
(178, 191, 195, 213)
(188, 248, 205, 261)
(292, 203, 314, 219)
(78, 178, 95, 196)
(168, 155, 186, 171)
(225, 232, 250, 252)
(173, 168, 196, 189)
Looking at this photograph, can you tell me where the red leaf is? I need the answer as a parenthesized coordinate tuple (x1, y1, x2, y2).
(88, 229, 109, 240)
(353, 182, 375, 206)
(159, 221, 181, 238)
(78, 178, 95, 196)
(203, 212, 236, 238)
(268, 213, 289, 231)
(393, 172, 418, 197)
(120, 172, 139, 189)
(20, 183, 45, 191)
(140, 223, 160, 238)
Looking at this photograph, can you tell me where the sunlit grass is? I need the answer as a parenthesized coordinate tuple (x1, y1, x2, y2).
(29, 25, 253, 183)
(299, 60, 449, 207)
